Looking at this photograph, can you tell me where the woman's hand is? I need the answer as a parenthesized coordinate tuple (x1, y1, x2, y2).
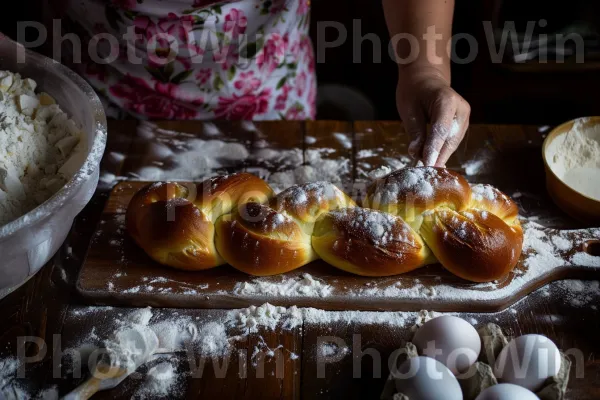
(382, 0, 468, 167)
(396, 64, 471, 167)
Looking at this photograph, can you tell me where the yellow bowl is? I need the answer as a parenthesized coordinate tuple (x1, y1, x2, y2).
(542, 117, 600, 225)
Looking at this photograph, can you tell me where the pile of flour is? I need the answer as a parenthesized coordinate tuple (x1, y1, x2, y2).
(0, 70, 85, 226)
(548, 118, 600, 201)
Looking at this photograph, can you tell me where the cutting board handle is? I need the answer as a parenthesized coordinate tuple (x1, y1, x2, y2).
(544, 226, 600, 270)
(523, 224, 599, 264)
(582, 240, 600, 257)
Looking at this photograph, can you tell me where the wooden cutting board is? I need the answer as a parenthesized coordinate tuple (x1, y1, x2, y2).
(76, 181, 600, 312)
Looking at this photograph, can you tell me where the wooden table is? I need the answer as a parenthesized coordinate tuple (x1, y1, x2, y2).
(1, 121, 599, 399)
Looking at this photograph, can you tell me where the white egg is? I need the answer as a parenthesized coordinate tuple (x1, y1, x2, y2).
(475, 383, 539, 400)
(494, 334, 561, 392)
(412, 315, 481, 374)
(394, 356, 463, 400)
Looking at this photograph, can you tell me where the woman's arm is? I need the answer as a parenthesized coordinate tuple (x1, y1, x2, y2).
(383, 0, 470, 167)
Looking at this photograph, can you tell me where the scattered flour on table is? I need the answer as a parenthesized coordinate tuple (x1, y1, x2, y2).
(99, 172, 117, 186)
(6, 274, 599, 397)
(197, 322, 229, 357)
(57, 302, 420, 393)
(107, 151, 126, 164)
(321, 343, 337, 357)
(356, 149, 382, 159)
(105, 123, 416, 193)
(333, 132, 352, 149)
(265, 148, 351, 193)
(134, 361, 178, 398)
(202, 122, 222, 136)
(128, 129, 353, 194)
(0, 357, 26, 399)
(319, 342, 350, 359)
(0, 357, 59, 399)
(35, 386, 59, 400)
(302, 308, 416, 327)
(135, 136, 250, 182)
(232, 304, 303, 334)
(555, 280, 600, 308)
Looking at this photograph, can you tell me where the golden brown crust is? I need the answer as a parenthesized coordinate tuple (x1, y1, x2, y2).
(126, 181, 189, 242)
(214, 182, 354, 276)
(271, 182, 356, 224)
(419, 208, 523, 282)
(194, 173, 275, 221)
(126, 190, 221, 270)
(468, 184, 520, 222)
(142, 201, 220, 270)
(214, 203, 315, 276)
(364, 167, 472, 227)
(126, 173, 274, 271)
(312, 208, 435, 276)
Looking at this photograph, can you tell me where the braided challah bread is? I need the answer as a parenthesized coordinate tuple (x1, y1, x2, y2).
(126, 167, 524, 282)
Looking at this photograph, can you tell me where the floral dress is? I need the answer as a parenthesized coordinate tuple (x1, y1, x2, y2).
(65, 0, 316, 120)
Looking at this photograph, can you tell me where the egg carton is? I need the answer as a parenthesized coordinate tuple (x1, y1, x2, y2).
(380, 311, 570, 400)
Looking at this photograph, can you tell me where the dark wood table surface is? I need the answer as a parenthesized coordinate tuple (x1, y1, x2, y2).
(1, 121, 599, 400)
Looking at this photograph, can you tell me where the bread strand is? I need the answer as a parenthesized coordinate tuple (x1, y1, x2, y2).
(126, 167, 524, 282)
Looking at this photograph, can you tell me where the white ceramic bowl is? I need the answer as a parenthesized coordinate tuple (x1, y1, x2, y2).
(0, 36, 107, 298)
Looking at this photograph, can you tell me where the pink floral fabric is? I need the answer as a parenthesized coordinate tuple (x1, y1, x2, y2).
(65, 0, 316, 120)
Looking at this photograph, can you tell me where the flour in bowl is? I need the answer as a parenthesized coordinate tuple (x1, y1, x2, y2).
(0, 70, 85, 226)
(548, 118, 600, 201)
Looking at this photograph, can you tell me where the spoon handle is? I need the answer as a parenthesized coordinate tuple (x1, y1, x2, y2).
(61, 376, 102, 400)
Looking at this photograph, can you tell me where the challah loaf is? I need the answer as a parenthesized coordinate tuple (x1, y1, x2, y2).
(125, 167, 524, 282)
